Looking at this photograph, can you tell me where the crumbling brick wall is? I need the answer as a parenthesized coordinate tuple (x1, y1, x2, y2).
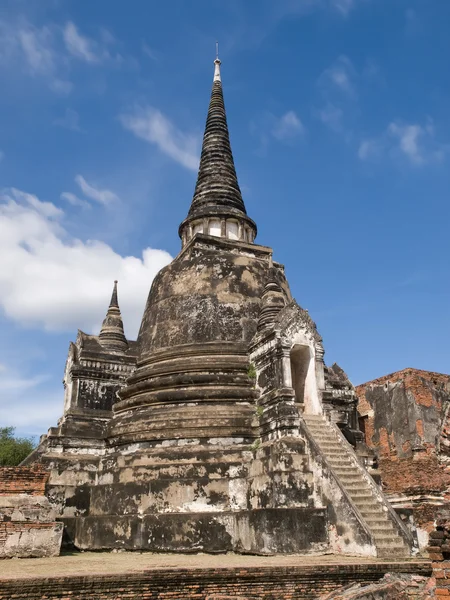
(0, 465, 62, 558)
(356, 368, 450, 548)
(0, 466, 49, 496)
(424, 509, 450, 598)
(0, 563, 432, 600)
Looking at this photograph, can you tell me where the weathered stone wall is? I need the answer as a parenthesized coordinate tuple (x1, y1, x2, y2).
(0, 562, 432, 600)
(356, 368, 450, 549)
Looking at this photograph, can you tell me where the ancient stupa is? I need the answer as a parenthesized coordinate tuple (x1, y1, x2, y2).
(27, 56, 414, 558)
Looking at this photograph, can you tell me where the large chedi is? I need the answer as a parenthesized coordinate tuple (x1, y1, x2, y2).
(28, 57, 414, 558)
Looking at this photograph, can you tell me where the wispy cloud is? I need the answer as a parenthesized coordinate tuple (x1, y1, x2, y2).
(74, 175, 120, 205)
(60, 191, 90, 209)
(17, 26, 55, 75)
(320, 55, 356, 97)
(315, 55, 361, 137)
(315, 103, 344, 132)
(0, 20, 72, 94)
(53, 108, 81, 131)
(0, 370, 49, 393)
(142, 42, 158, 61)
(8, 187, 63, 218)
(272, 111, 305, 141)
(63, 21, 105, 64)
(251, 109, 305, 154)
(119, 106, 200, 171)
(359, 119, 448, 166)
(0, 18, 121, 93)
(330, 0, 356, 16)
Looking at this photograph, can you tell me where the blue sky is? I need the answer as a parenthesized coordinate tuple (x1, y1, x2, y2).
(1, 0, 449, 438)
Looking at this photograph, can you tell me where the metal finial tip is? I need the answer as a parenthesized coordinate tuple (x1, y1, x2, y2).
(114, 280, 118, 284)
(216, 41, 219, 60)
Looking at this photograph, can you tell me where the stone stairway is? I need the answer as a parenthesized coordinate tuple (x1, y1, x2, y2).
(303, 414, 411, 558)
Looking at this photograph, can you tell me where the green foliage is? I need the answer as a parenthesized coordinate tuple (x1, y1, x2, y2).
(0, 427, 35, 466)
(250, 438, 261, 452)
(247, 363, 257, 380)
(255, 405, 264, 418)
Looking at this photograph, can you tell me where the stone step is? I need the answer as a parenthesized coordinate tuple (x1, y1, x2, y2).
(378, 549, 409, 559)
(359, 508, 386, 517)
(378, 548, 409, 557)
(364, 516, 392, 526)
(316, 437, 344, 446)
(369, 523, 395, 533)
(347, 494, 375, 502)
(304, 415, 410, 557)
(354, 501, 385, 511)
(348, 494, 380, 505)
(328, 461, 359, 469)
(337, 475, 366, 483)
(373, 534, 405, 544)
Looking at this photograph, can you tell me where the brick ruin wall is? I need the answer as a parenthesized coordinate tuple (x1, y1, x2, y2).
(356, 368, 450, 548)
(0, 465, 49, 495)
(0, 562, 433, 600)
(0, 465, 63, 558)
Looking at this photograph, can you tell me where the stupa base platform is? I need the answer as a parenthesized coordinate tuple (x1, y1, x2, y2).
(0, 552, 432, 600)
(62, 508, 328, 554)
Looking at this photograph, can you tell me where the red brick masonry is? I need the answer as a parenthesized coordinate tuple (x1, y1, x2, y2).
(0, 562, 432, 600)
(0, 466, 49, 496)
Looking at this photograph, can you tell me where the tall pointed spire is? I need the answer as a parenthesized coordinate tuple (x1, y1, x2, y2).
(98, 281, 128, 353)
(179, 52, 257, 246)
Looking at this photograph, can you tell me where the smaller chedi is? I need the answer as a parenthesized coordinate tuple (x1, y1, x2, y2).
(26, 56, 414, 558)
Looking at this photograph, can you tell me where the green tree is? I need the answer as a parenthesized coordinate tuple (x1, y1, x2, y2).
(0, 427, 36, 466)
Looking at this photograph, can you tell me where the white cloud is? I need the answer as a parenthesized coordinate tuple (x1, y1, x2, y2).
(0, 371, 48, 393)
(316, 103, 344, 132)
(321, 55, 356, 96)
(53, 108, 81, 131)
(0, 187, 172, 336)
(331, 0, 355, 15)
(119, 106, 200, 171)
(272, 111, 305, 140)
(388, 123, 427, 165)
(60, 191, 90, 209)
(63, 22, 103, 64)
(251, 110, 305, 154)
(0, 18, 118, 93)
(358, 139, 379, 160)
(9, 188, 63, 218)
(330, 0, 367, 16)
(49, 78, 73, 95)
(17, 26, 55, 75)
(74, 175, 120, 205)
(359, 119, 447, 166)
(0, 20, 71, 94)
(142, 42, 158, 61)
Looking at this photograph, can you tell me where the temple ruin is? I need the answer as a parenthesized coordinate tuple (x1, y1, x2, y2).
(23, 56, 414, 559)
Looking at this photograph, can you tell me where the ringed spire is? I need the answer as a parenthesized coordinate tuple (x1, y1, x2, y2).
(179, 50, 257, 247)
(98, 280, 129, 353)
